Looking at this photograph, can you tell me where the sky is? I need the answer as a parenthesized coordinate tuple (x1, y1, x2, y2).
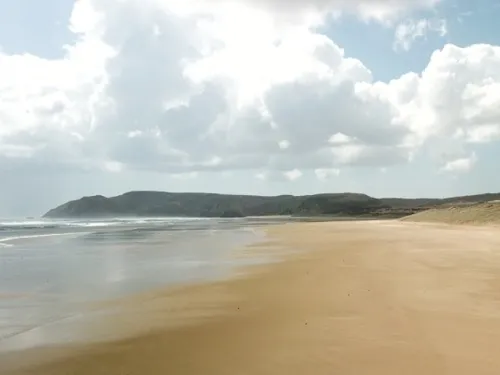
(1, 0, 500, 216)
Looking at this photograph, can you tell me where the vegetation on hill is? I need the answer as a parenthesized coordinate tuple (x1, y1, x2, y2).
(402, 201, 500, 225)
(44, 191, 391, 218)
(43, 190, 500, 219)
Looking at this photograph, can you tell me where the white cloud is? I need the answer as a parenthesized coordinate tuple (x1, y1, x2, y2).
(0, 0, 500, 209)
(466, 125, 500, 143)
(328, 132, 354, 144)
(167, 0, 442, 26)
(453, 124, 500, 144)
(127, 130, 143, 138)
(315, 168, 340, 180)
(284, 169, 303, 181)
(441, 153, 477, 173)
(278, 140, 291, 149)
(393, 18, 447, 51)
(103, 160, 124, 173)
(388, 43, 500, 146)
(255, 172, 267, 180)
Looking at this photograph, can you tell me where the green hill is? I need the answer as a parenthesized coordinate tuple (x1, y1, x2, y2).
(44, 191, 500, 219)
(43, 191, 390, 218)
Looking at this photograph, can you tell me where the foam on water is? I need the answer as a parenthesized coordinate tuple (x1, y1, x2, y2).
(0, 232, 86, 245)
(0, 217, 204, 230)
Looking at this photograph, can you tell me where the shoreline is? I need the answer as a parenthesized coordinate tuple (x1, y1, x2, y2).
(4, 220, 500, 374)
(0, 222, 283, 356)
(0, 222, 294, 372)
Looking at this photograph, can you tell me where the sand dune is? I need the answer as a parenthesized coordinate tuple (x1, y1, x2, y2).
(3, 220, 500, 374)
(402, 201, 500, 225)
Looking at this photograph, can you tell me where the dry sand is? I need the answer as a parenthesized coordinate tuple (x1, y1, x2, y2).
(3, 220, 500, 374)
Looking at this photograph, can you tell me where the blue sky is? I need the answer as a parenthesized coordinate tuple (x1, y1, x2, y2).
(1, 0, 500, 215)
(0, 0, 75, 59)
(323, 0, 500, 81)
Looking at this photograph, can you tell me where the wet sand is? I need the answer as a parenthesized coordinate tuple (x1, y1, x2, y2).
(4, 220, 500, 374)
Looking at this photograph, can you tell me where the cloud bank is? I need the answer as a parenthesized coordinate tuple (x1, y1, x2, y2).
(0, 0, 498, 204)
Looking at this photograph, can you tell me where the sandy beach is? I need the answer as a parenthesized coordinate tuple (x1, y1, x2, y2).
(3, 220, 500, 374)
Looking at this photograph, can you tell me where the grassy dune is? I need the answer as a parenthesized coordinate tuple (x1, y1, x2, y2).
(402, 201, 500, 225)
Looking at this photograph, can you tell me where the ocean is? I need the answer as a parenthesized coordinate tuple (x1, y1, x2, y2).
(0, 216, 291, 352)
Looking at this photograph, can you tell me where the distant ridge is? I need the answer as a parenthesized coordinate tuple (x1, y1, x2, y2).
(44, 191, 391, 218)
(43, 191, 500, 219)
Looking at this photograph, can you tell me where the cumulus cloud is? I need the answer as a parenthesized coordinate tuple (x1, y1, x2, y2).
(441, 153, 477, 173)
(329, 133, 354, 145)
(457, 125, 500, 144)
(0, 0, 497, 191)
(393, 44, 500, 145)
(284, 169, 303, 181)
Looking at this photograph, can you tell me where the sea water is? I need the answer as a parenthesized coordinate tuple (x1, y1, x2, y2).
(0, 216, 290, 351)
